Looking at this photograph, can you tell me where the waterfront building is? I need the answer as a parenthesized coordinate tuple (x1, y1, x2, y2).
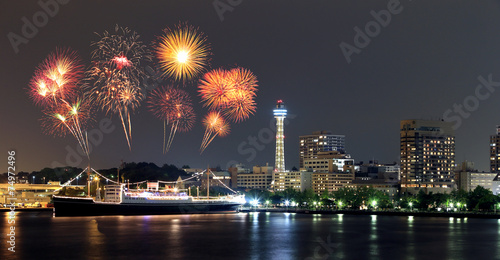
(230, 163, 275, 190)
(305, 151, 356, 195)
(273, 171, 312, 192)
(357, 161, 400, 181)
(303, 151, 355, 173)
(400, 119, 456, 194)
(228, 163, 252, 188)
(253, 164, 273, 174)
(347, 179, 399, 201)
(312, 172, 355, 195)
(237, 172, 273, 190)
(201, 171, 231, 189)
(455, 161, 497, 192)
(299, 131, 345, 168)
(490, 126, 500, 172)
(274, 100, 287, 172)
(0, 183, 67, 207)
(492, 175, 500, 195)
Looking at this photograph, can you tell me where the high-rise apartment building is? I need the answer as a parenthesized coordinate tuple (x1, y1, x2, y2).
(490, 126, 500, 172)
(299, 131, 345, 169)
(400, 119, 455, 194)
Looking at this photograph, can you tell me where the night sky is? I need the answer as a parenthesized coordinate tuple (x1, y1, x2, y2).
(2, 0, 500, 173)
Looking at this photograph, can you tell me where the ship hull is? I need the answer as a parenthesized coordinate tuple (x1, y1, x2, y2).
(53, 196, 242, 217)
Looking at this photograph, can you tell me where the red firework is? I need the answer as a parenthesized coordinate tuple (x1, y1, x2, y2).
(148, 85, 196, 152)
(29, 48, 84, 107)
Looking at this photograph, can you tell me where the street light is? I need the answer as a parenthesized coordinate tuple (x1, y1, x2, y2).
(32, 176, 35, 184)
(76, 176, 79, 185)
(371, 200, 377, 210)
(251, 199, 258, 211)
(285, 200, 290, 211)
(338, 201, 343, 210)
(265, 200, 270, 209)
(409, 202, 413, 211)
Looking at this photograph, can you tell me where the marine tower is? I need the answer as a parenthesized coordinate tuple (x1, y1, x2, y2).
(274, 100, 287, 172)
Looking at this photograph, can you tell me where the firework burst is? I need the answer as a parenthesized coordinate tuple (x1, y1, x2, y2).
(148, 86, 196, 152)
(198, 67, 258, 122)
(155, 23, 210, 83)
(88, 25, 152, 150)
(28, 48, 93, 158)
(224, 67, 258, 122)
(200, 111, 230, 153)
(29, 48, 83, 106)
(198, 68, 232, 110)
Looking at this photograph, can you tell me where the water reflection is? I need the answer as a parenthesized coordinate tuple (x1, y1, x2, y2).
(369, 215, 379, 259)
(406, 215, 415, 260)
(2, 212, 500, 260)
(86, 219, 105, 257)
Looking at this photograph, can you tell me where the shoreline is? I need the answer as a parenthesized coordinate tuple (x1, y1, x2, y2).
(243, 208, 500, 219)
(0, 207, 53, 212)
(3, 207, 500, 219)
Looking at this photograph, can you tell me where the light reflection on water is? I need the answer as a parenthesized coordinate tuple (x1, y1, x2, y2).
(369, 215, 379, 259)
(1, 212, 500, 260)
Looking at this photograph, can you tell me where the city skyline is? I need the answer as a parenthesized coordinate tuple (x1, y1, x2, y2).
(3, 1, 500, 173)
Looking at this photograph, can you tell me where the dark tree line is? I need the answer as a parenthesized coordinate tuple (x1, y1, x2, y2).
(0, 162, 192, 185)
(243, 186, 500, 212)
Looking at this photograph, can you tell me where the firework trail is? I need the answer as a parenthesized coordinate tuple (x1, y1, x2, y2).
(155, 23, 211, 83)
(88, 25, 152, 150)
(41, 98, 93, 157)
(148, 86, 195, 152)
(29, 48, 93, 158)
(200, 111, 230, 153)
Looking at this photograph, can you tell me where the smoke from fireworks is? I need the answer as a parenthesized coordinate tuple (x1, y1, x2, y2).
(88, 25, 152, 150)
(148, 86, 195, 152)
(200, 111, 230, 153)
(155, 23, 210, 83)
(28, 48, 92, 158)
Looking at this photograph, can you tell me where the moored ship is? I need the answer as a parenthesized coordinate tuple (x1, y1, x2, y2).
(53, 184, 245, 216)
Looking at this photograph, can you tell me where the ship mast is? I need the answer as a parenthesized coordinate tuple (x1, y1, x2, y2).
(87, 164, 91, 197)
(207, 166, 210, 200)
